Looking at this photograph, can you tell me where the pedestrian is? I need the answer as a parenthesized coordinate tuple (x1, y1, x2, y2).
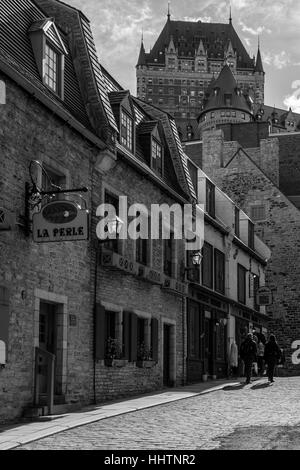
(252, 333, 259, 376)
(229, 340, 238, 378)
(257, 339, 265, 376)
(264, 334, 282, 383)
(239, 333, 257, 384)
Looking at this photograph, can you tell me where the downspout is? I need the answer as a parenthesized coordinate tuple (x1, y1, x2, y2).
(92, 240, 99, 405)
(182, 293, 186, 386)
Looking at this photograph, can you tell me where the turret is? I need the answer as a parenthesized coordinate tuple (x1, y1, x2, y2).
(136, 37, 147, 68)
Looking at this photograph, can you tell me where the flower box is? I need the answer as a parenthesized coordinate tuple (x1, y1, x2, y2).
(104, 358, 127, 367)
(136, 360, 156, 368)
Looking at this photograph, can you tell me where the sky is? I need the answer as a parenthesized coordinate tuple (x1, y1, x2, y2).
(68, 0, 300, 112)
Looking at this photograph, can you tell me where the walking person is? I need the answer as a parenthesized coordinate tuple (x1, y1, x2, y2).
(240, 333, 257, 384)
(257, 338, 265, 376)
(264, 334, 282, 383)
(229, 340, 238, 378)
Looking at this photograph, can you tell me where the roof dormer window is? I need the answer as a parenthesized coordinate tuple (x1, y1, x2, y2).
(29, 18, 67, 99)
(45, 43, 59, 93)
(151, 138, 163, 177)
(121, 110, 133, 151)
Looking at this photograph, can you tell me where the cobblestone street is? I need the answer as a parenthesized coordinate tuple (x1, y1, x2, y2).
(15, 377, 300, 450)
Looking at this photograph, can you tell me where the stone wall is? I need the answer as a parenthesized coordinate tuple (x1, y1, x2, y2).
(200, 132, 300, 371)
(0, 73, 186, 422)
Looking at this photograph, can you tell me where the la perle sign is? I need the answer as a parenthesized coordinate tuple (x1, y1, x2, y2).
(32, 200, 89, 242)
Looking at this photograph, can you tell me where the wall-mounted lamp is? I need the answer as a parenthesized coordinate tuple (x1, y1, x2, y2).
(181, 251, 202, 281)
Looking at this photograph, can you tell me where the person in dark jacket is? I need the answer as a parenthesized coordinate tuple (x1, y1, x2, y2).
(264, 334, 282, 383)
(240, 333, 258, 384)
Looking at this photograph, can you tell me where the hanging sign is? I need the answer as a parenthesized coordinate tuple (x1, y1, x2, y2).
(256, 286, 273, 306)
(33, 200, 89, 242)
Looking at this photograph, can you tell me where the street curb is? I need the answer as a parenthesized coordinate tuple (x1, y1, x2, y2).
(1, 380, 241, 450)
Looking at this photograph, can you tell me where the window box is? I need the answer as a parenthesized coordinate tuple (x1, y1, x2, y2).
(136, 360, 156, 368)
(104, 358, 128, 367)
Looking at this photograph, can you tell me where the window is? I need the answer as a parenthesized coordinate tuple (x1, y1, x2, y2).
(164, 232, 174, 277)
(120, 111, 133, 151)
(248, 221, 255, 250)
(241, 113, 245, 120)
(235, 207, 240, 238)
(137, 317, 147, 356)
(136, 238, 148, 265)
(151, 139, 163, 176)
(186, 250, 200, 283)
(224, 94, 232, 106)
(211, 112, 215, 118)
(250, 204, 266, 222)
(45, 43, 59, 93)
(238, 264, 247, 304)
(202, 242, 213, 289)
(105, 310, 117, 340)
(206, 180, 215, 217)
(253, 275, 260, 311)
(214, 250, 225, 294)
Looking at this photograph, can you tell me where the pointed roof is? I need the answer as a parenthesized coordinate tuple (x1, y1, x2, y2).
(254, 46, 264, 73)
(199, 65, 252, 116)
(141, 19, 253, 68)
(195, 38, 206, 56)
(137, 40, 147, 66)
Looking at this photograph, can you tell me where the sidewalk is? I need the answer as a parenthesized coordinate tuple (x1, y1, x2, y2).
(0, 378, 243, 450)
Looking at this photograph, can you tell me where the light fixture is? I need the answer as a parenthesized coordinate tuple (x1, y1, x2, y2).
(107, 216, 124, 236)
(192, 251, 202, 265)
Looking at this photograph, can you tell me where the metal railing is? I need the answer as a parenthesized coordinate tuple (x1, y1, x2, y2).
(34, 347, 55, 415)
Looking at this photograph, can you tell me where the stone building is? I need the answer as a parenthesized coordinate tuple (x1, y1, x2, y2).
(185, 157, 271, 382)
(136, 9, 264, 140)
(185, 123, 300, 373)
(0, 0, 196, 423)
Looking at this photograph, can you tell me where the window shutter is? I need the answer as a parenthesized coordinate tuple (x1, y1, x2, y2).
(123, 311, 131, 360)
(130, 312, 137, 362)
(95, 304, 106, 360)
(151, 318, 159, 362)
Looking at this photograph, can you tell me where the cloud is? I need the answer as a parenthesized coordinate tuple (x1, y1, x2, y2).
(283, 80, 300, 113)
(263, 51, 291, 69)
(239, 21, 271, 36)
(183, 16, 212, 22)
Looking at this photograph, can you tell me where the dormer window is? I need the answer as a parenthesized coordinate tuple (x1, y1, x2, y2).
(151, 139, 163, 176)
(121, 110, 133, 151)
(28, 19, 67, 99)
(224, 93, 232, 106)
(45, 43, 59, 93)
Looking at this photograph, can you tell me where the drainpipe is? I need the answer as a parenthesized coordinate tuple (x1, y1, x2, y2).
(92, 241, 99, 405)
(182, 293, 186, 386)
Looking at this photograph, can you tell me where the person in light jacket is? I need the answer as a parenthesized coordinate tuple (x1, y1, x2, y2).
(229, 340, 238, 378)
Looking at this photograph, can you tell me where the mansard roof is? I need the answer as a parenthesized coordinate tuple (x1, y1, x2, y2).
(0, 0, 91, 129)
(144, 19, 254, 69)
(199, 65, 252, 116)
(0, 0, 120, 148)
(255, 104, 300, 129)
